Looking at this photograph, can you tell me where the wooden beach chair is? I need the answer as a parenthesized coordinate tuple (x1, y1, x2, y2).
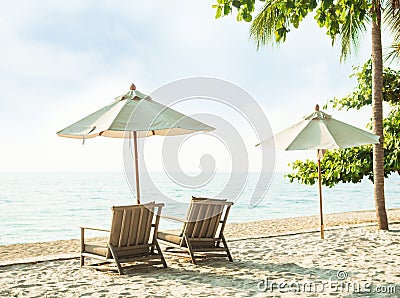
(157, 197, 233, 265)
(80, 203, 167, 275)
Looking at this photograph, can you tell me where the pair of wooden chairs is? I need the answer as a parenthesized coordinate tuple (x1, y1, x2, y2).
(80, 198, 233, 274)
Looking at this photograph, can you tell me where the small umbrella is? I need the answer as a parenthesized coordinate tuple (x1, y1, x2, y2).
(258, 104, 379, 239)
(57, 84, 214, 203)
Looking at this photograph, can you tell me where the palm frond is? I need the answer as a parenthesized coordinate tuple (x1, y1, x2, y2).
(385, 43, 400, 62)
(383, 0, 400, 62)
(249, 0, 282, 49)
(338, 7, 369, 62)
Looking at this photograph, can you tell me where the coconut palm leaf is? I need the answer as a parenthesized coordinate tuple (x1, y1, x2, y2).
(384, 0, 400, 62)
(249, 0, 285, 49)
(337, 7, 368, 62)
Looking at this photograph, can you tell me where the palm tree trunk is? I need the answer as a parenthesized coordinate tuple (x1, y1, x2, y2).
(371, 0, 389, 230)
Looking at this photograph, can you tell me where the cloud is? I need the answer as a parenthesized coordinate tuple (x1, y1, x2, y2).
(0, 0, 377, 172)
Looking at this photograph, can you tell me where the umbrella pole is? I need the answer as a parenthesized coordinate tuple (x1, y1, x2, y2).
(133, 131, 140, 204)
(318, 156, 324, 239)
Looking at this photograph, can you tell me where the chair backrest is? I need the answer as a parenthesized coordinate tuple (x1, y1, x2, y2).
(183, 197, 233, 239)
(108, 203, 164, 249)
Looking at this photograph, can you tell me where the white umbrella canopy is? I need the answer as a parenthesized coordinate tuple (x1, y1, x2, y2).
(57, 84, 215, 203)
(270, 107, 380, 150)
(258, 104, 380, 239)
(57, 85, 213, 139)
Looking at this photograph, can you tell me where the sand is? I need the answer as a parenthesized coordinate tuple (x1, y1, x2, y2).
(1, 209, 400, 297)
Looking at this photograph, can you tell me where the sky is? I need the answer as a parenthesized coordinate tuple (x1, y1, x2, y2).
(0, 0, 391, 174)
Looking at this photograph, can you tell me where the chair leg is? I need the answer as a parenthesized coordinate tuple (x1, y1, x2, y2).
(221, 235, 233, 262)
(109, 245, 124, 275)
(154, 240, 168, 268)
(80, 228, 85, 267)
(183, 235, 197, 265)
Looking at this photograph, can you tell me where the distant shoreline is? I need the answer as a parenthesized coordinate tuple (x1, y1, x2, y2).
(2, 208, 400, 264)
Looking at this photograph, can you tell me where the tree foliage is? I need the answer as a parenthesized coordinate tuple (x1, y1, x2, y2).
(213, 0, 400, 61)
(213, 0, 370, 59)
(287, 61, 400, 187)
(329, 60, 400, 110)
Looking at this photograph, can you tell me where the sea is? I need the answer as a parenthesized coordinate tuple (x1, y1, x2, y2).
(1, 172, 399, 245)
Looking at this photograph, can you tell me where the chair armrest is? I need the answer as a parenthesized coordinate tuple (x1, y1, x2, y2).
(80, 226, 110, 232)
(160, 215, 186, 223)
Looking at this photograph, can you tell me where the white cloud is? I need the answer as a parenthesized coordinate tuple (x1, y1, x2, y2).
(0, 0, 381, 172)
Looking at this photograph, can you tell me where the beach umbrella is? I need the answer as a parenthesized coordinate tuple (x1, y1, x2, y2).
(57, 83, 214, 204)
(258, 104, 379, 239)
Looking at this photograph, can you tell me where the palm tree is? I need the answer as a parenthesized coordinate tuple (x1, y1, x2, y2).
(248, 0, 400, 230)
(371, 0, 388, 229)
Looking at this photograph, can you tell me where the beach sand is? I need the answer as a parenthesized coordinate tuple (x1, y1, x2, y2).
(1, 209, 400, 297)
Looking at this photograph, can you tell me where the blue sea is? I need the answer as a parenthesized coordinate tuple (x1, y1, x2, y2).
(1, 172, 399, 245)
